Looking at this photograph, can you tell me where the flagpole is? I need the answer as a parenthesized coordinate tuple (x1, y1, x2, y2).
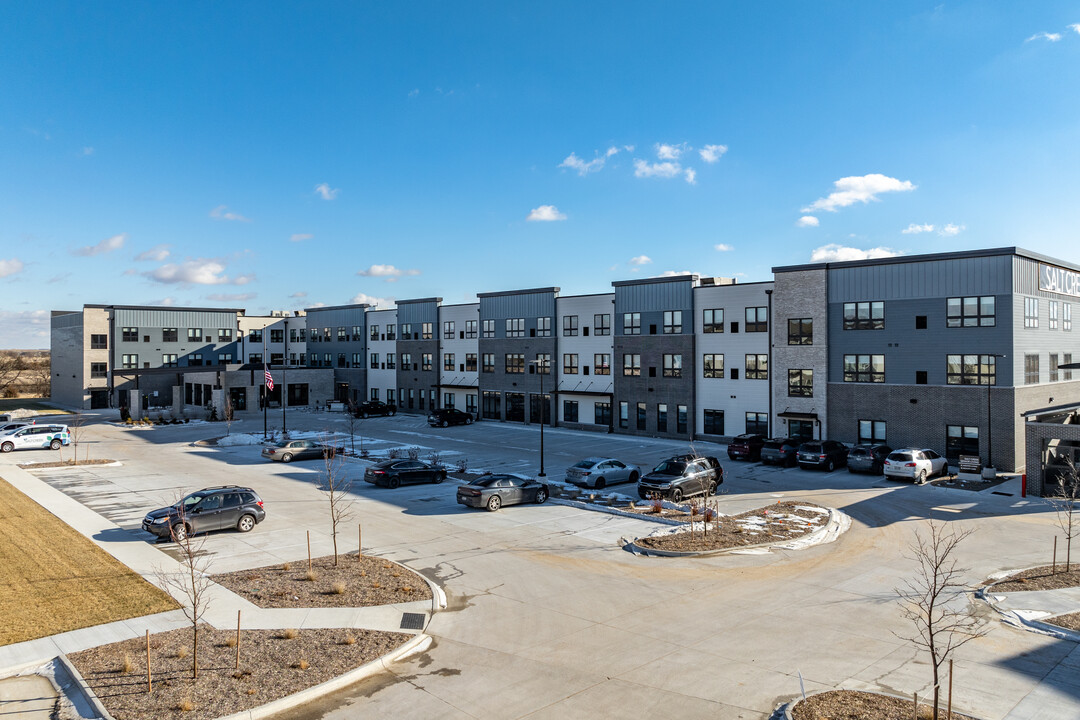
(262, 336, 268, 440)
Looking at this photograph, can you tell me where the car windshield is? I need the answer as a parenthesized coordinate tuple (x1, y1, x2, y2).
(802, 444, 822, 452)
(850, 448, 868, 457)
(573, 460, 597, 469)
(472, 476, 503, 487)
(889, 453, 913, 462)
(179, 493, 206, 508)
(763, 441, 783, 449)
(652, 461, 686, 476)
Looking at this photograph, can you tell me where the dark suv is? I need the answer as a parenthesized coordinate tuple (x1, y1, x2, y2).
(760, 438, 800, 467)
(142, 486, 265, 542)
(354, 400, 396, 418)
(637, 455, 724, 502)
(797, 440, 849, 471)
(727, 433, 766, 461)
(428, 408, 474, 427)
(847, 444, 892, 475)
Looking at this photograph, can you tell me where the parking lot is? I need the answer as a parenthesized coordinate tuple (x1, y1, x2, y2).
(4, 408, 1077, 719)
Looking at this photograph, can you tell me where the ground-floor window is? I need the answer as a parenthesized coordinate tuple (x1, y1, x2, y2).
(229, 387, 247, 411)
(703, 409, 724, 435)
(619, 401, 629, 429)
(407, 389, 415, 409)
(677, 405, 688, 435)
(466, 394, 477, 415)
(788, 419, 813, 442)
(482, 391, 500, 419)
(530, 394, 551, 424)
(444, 392, 454, 409)
(564, 400, 579, 423)
(371, 387, 379, 401)
(745, 412, 768, 435)
(506, 392, 524, 422)
(288, 383, 309, 407)
(657, 404, 668, 433)
(387, 388, 396, 405)
(946, 425, 979, 460)
(419, 391, 425, 410)
(636, 402, 646, 431)
(595, 402, 611, 427)
(858, 420, 886, 444)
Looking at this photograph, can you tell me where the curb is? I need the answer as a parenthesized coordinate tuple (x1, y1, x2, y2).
(58, 653, 113, 720)
(623, 507, 847, 558)
(976, 584, 1080, 642)
(548, 497, 686, 526)
(779, 687, 986, 720)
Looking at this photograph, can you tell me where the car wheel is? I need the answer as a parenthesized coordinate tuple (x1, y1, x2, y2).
(708, 481, 717, 496)
(671, 488, 683, 503)
(441, 420, 449, 428)
(388, 408, 396, 416)
(237, 514, 256, 533)
(629, 471, 639, 483)
(594, 477, 606, 490)
(171, 523, 189, 543)
(825, 460, 835, 472)
(535, 488, 548, 504)
(465, 416, 473, 425)
(434, 472, 445, 484)
(361, 412, 369, 419)
(388, 477, 400, 489)
(941, 464, 949, 478)
(638, 492, 648, 500)
(916, 469, 927, 485)
(50, 439, 62, 450)
(281, 453, 293, 463)
(486, 494, 502, 511)
(1, 442, 13, 453)
(847, 465, 855, 473)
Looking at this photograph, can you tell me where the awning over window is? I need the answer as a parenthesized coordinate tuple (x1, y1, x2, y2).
(778, 411, 818, 420)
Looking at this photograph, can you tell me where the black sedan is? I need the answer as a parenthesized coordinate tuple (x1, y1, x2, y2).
(354, 400, 396, 418)
(456, 474, 549, 511)
(364, 459, 447, 488)
(261, 439, 340, 463)
(428, 408, 474, 427)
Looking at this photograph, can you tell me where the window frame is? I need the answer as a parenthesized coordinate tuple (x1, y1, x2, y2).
(787, 318, 813, 345)
(702, 353, 724, 378)
(946, 296, 996, 328)
(744, 354, 768, 380)
(843, 354, 885, 383)
(662, 353, 683, 378)
(622, 353, 641, 377)
(623, 312, 641, 335)
(703, 308, 724, 333)
(663, 310, 683, 334)
(843, 301, 885, 331)
(787, 368, 813, 397)
(563, 315, 578, 337)
(946, 354, 998, 386)
(744, 307, 768, 333)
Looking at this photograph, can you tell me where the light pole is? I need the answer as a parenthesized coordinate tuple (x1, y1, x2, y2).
(987, 353, 1007, 470)
(529, 359, 547, 477)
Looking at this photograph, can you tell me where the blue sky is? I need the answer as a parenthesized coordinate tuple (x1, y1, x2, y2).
(3, 2, 1080, 348)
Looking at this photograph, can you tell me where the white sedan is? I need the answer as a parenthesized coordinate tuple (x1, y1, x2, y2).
(883, 448, 949, 484)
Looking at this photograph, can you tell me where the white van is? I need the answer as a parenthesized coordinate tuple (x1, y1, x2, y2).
(0, 424, 71, 453)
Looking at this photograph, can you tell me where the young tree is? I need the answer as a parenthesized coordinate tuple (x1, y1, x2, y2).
(1047, 460, 1080, 572)
(224, 394, 235, 436)
(67, 410, 86, 465)
(318, 436, 354, 566)
(345, 399, 361, 455)
(895, 521, 987, 720)
(156, 501, 213, 680)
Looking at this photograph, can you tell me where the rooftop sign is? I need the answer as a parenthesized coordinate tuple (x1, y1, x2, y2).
(1040, 263, 1080, 298)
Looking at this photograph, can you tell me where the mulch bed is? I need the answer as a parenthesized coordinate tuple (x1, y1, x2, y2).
(989, 565, 1080, 592)
(212, 554, 432, 609)
(1044, 611, 1080, 632)
(791, 689, 978, 719)
(928, 474, 1012, 492)
(68, 625, 411, 720)
(17, 459, 118, 469)
(634, 501, 829, 552)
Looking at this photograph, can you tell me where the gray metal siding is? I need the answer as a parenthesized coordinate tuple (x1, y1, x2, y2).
(827, 255, 1013, 302)
(397, 301, 439, 326)
(305, 307, 368, 329)
(614, 280, 694, 335)
(112, 308, 239, 369)
(479, 292, 556, 326)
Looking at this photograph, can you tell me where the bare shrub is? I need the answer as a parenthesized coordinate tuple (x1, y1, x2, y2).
(176, 698, 195, 712)
(281, 562, 291, 571)
(455, 457, 469, 473)
(224, 636, 238, 648)
(304, 569, 318, 582)
(121, 654, 133, 674)
(426, 451, 441, 465)
(283, 628, 298, 640)
(295, 658, 309, 670)
(406, 446, 420, 460)
(176, 646, 189, 659)
(342, 633, 357, 645)
(332, 582, 346, 594)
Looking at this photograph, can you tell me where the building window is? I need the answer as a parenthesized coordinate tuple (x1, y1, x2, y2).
(400, 323, 412, 339)
(466, 353, 477, 372)
(745, 354, 768, 380)
(337, 353, 347, 368)
(122, 327, 138, 342)
(636, 402, 647, 430)
(663, 354, 683, 378)
(370, 353, 379, 369)
(657, 404, 668, 432)
(90, 334, 108, 349)
(703, 309, 723, 333)
(337, 327, 347, 342)
(250, 352, 264, 364)
(506, 318, 525, 338)
(482, 320, 495, 338)
(443, 321, 455, 340)
(1050, 302, 1060, 330)
(623, 312, 641, 335)
(537, 317, 552, 337)
(946, 354, 997, 385)
(843, 301, 885, 330)
(843, 354, 885, 383)
(466, 394, 477, 415)
(422, 353, 433, 371)
(623, 354, 641, 376)
(322, 327, 331, 341)
(787, 318, 812, 345)
(371, 388, 379, 401)
(461, 319, 475, 339)
(745, 412, 768, 435)
(384, 325, 395, 341)
(619, 402, 629, 429)
(595, 402, 612, 426)
(420, 323, 432, 340)
(444, 392, 454, 409)
(1051, 354, 1060, 382)
(1024, 297, 1039, 328)
(946, 296, 996, 328)
(386, 353, 396, 369)
(1025, 354, 1040, 384)
(703, 409, 724, 435)
(348, 326, 360, 341)
(385, 388, 395, 404)
(184, 328, 200, 342)
(946, 425, 979, 460)
(401, 353, 411, 369)
(482, 391, 500, 419)
(677, 405, 688, 434)
(162, 328, 178, 342)
(162, 354, 178, 367)
(787, 369, 813, 397)
(324, 353, 332, 366)
(563, 315, 578, 336)
(663, 311, 683, 334)
(370, 325, 379, 341)
(594, 314, 611, 336)
(122, 354, 138, 369)
(1066, 353, 1074, 381)
(482, 353, 495, 373)
(858, 420, 887, 444)
(744, 307, 768, 333)
(563, 354, 578, 374)
(535, 353, 551, 374)
(564, 400, 579, 423)
(268, 329, 282, 343)
(444, 353, 455, 371)
(702, 354, 724, 378)
(220, 352, 234, 364)
(594, 354, 611, 375)
(506, 354, 525, 374)
(249, 328, 264, 343)
(1065, 304, 1073, 332)
(90, 362, 108, 378)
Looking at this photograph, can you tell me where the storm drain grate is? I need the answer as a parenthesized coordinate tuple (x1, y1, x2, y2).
(400, 612, 426, 630)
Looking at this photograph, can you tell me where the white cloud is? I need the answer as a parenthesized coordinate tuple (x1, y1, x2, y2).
(902, 223, 935, 234)
(938, 223, 965, 236)
(356, 264, 421, 282)
(314, 183, 339, 200)
(0, 258, 25, 278)
(526, 205, 567, 222)
(210, 205, 251, 222)
(684, 168, 697, 185)
(289, 291, 307, 298)
(145, 258, 252, 286)
(699, 144, 728, 163)
(797, 216, 820, 228)
(82, 147, 94, 156)
(135, 244, 171, 261)
(73, 233, 127, 256)
(1070, 23, 1080, 35)
(629, 255, 652, 266)
(141, 297, 176, 307)
(350, 292, 393, 308)
(623, 144, 635, 152)
(122, 268, 137, 276)
(559, 147, 620, 176)
(802, 174, 916, 212)
(714, 243, 734, 251)
(657, 270, 699, 278)
(655, 143, 687, 160)
(0, 310, 49, 348)
(290, 233, 313, 242)
(810, 244, 902, 262)
(1027, 32, 1062, 42)
(308, 302, 327, 308)
(408, 88, 420, 97)
(206, 292, 256, 302)
(633, 159, 682, 179)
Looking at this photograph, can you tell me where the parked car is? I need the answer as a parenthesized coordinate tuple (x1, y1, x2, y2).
(564, 457, 640, 488)
(847, 444, 892, 475)
(364, 459, 446, 488)
(456, 474, 549, 511)
(0, 421, 34, 434)
(796, 440, 849, 471)
(727, 433, 766, 461)
(884, 448, 949, 484)
(353, 400, 396, 418)
(261, 439, 341, 463)
(760, 438, 801, 467)
(142, 486, 266, 542)
(637, 455, 723, 502)
(0, 424, 70, 453)
(428, 408, 474, 427)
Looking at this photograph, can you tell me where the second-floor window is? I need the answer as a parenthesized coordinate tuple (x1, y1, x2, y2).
(466, 353, 477, 371)
(703, 354, 724, 378)
(843, 301, 884, 330)
(163, 328, 178, 342)
(745, 307, 768, 333)
(623, 312, 641, 335)
(270, 329, 284, 343)
(788, 318, 812, 345)
(386, 352, 396, 369)
(122, 327, 138, 342)
(663, 354, 682, 377)
(1025, 353, 1040, 384)
(187, 328, 202, 341)
(947, 354, 997, 385)
(482, 320, 495, 338)
(422, 353, 432, 371)
(594, 314, 611, 336)
(482, 353, 495, 372)
(623, 354, 641, 376)
(947, 296, 995, 328)
(90, 362, 108, 377)
(444, 321, 455, 339)
(422, 322, 433, 340)
(370, 325, 379, 341)
(505, 353, 525, 373)
(663, 311, 683, 334)
(465, 320, 478, 338)
(563, 315, 578, 336)
(90, 334, 108, 349)
(745, 354, 768, 380)
(537, 317, 551, 337)
(337, 327, 347, 342)
(220, 328, 234, 342)
(122, 354, 138, 369)
(249, 328, 262, 342)
(1050, 302, 1060, 330)
(162, 354, 178, 367)
(594, 354, 611, 375)
(788, 369, 813, 397)
(535, 353, 550, 374)
(844, 354, 885, 383)
(400, 323, 412, 338)
(563, 354, 578, 374)
(703, 309, 723, 333)
(370, 353, 379, 369)
(444, 353, 455, 371)
(506, 318, 525, 338)
(351, 325, 362, 341)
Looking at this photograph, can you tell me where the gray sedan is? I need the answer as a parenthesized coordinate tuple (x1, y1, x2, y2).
(457, 475, 549, 511)
(261, 439, 340, 463)
(564, 457, 640, 489)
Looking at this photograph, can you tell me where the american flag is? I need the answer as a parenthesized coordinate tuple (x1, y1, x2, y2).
(264, 365, 274, 391)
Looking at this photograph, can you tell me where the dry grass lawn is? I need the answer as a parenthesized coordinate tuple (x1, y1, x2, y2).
(0, 476, 178, 646)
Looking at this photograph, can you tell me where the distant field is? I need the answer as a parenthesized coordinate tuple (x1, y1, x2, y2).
(0, 476, 178, 646)
(0, 398, 67, 414)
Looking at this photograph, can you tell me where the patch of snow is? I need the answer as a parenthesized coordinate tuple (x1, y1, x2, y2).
(216, 433, 266, 446)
